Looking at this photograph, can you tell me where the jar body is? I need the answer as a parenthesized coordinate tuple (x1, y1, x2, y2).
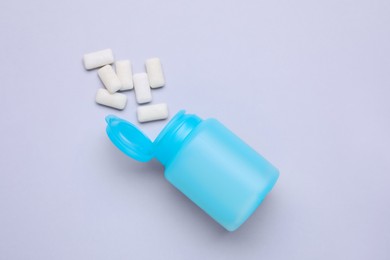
(164, 118, 279, 231)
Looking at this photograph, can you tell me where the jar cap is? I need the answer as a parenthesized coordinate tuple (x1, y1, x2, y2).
(105, 115, 154, 162)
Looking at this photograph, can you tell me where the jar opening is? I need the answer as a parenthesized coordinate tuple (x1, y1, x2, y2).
(153, 110, 201, 166)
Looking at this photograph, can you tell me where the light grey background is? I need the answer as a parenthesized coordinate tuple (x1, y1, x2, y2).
(0, 0, 389, 259)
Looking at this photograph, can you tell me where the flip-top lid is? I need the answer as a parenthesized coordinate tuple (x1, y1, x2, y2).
(105, 115, 154, 162)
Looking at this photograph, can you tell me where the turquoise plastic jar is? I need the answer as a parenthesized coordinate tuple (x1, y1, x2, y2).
(106, 111, 279, 231)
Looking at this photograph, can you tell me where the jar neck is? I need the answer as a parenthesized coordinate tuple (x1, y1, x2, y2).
(153, 111, 201, 166)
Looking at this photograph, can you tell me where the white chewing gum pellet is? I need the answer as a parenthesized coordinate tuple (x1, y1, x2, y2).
(137, 103, 169, 123)
(98, 65, 122, 94)
(95, 89, 127, 110)
(115, 60, 133, 91)
(133, 73, 152, 104)
(83, 49, 114, 70)
(145, 58, 165, 88)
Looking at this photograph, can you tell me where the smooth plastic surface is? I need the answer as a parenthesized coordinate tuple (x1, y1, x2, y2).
(164, 118, 279, 231)
(106, 115, 154, 162)
(105, 111, 279, 231)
